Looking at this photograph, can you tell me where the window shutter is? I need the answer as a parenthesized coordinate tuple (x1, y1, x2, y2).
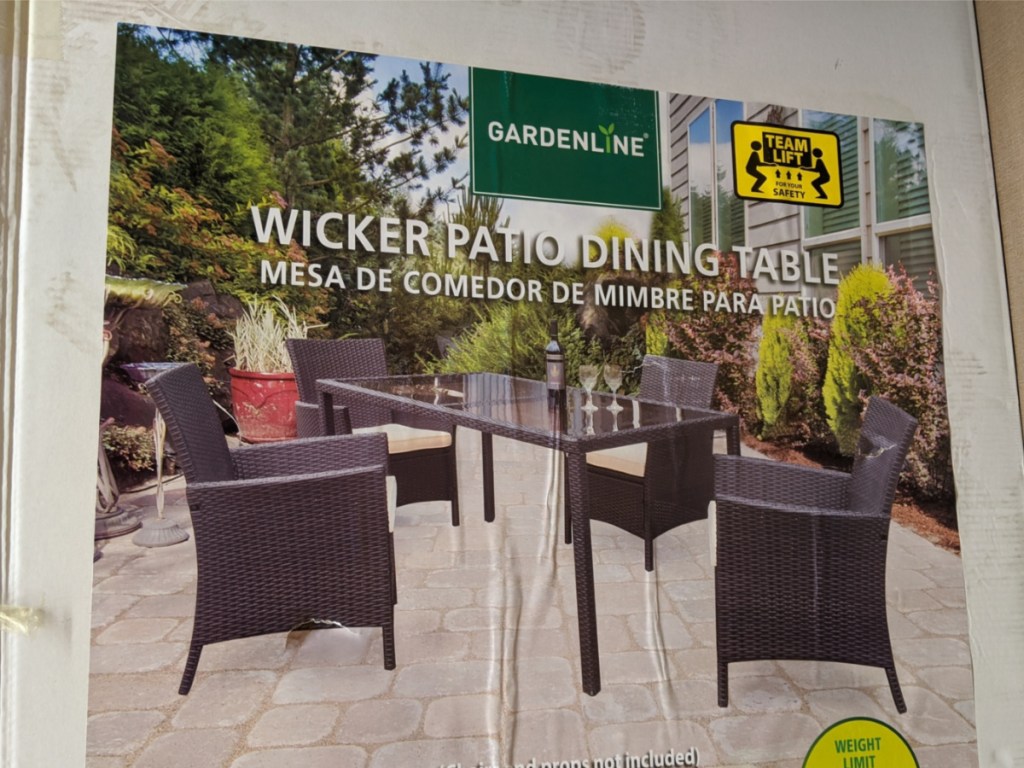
(804, 112, 860, 236)
(883, 229, 937, 291)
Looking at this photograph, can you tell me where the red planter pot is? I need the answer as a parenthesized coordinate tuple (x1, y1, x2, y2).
(228, 368, 298, 443)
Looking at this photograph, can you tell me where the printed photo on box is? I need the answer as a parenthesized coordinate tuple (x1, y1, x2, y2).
(89, 23, 973, 767)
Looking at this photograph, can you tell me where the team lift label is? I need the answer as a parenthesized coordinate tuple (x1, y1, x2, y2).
(732, 121, 843, 208)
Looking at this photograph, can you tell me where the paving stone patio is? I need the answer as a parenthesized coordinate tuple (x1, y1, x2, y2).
(89, 430, 978, 767)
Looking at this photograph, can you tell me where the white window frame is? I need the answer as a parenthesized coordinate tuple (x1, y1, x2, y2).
(867, 118, 934, 275)
(798, 114, 934, 279)
(686, 99, 746, 250)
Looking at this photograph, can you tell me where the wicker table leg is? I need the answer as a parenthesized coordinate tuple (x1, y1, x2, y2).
(563, 453, 572, 545)
(449, 428, 460, 527)
(482, 432, 495, 523)
(566, 450, 601, 695)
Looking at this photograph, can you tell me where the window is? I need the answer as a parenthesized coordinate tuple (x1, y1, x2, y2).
(801, 112, 936, 289)
(874, 119, 935, 287)
(875, 120, 929, 221)
(687, 100, 745, 252)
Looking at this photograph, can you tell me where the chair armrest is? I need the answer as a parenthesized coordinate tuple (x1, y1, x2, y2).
(714, 454, 850, 510)
(715, 494, 877, 523)
(713, 492, 892, 571)
(190, 464, 385, 502)
(711, 493, 868, 568)
(186, 465, 392, 551)
(230, 433, 388, 480)
(296, 400, 352, 437)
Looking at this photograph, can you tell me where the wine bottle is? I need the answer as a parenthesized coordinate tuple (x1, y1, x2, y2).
(546, 319, 566, 419)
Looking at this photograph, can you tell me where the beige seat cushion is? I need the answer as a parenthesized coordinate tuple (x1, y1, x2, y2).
(353, 423, 452, 454)
(707, 499, 716, 567)
(586, 443, 647, 477)
(386, 475, 397, 532)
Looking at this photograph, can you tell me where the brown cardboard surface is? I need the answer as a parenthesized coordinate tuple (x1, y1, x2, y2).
(3, 2, 1022, 766)
(976, 0, 1024, 431)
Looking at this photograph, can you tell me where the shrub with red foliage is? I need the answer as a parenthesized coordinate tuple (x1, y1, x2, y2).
(849, 267, 953, 502)
(662, 254, 760, 429)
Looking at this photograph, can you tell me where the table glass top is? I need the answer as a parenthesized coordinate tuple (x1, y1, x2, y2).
(323, 373, 728, 439)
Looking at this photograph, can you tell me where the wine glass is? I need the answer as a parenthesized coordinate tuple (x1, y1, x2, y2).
(579, 364, 599, 412)
(583, 405, 595, 435)
(603, 363, 623, 413)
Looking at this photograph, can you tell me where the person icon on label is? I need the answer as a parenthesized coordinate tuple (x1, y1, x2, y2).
(806, 148, 831, 199)
(746, 141, 772, 193)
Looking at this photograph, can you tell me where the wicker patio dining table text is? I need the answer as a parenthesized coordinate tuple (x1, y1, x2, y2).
(317, 372, 740, 695)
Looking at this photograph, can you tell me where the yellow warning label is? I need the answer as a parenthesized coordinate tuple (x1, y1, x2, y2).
(803, 718, 919, 768)
(732, 121, 843, 207)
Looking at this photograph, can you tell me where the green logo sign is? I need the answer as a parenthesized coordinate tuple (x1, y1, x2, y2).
(470, 68, 662, 210)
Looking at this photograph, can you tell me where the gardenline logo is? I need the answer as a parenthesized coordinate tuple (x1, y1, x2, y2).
(471, 68, 661, 210)
(485, 120, 647, 158)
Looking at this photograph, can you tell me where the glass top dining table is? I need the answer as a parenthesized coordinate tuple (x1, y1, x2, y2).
(317, 372, 740, 695)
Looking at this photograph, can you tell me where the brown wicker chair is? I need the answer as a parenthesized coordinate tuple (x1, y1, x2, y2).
(146, 363, 397, 695)
(713, 396, 917, 713)
(581, 355, 719, 571)
(286, 338, 460, 526)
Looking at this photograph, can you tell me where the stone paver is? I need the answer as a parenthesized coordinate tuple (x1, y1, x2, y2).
(232, 745, 367, 768)
(710, 713, 820, 763)
(89, 674, 182, 712)
(92, 594, 142, 628)
(581, 683, 660, 723)
(90, 642, 185, 675)
(87, 712, 165, 756)
(134, 729, 238, 768)
(423, 694, 499, 737)
(335, 698, 423, 744)
(172, 671, 276, 728)
(728, 676, 803, 713)
(368, 737, 495, 768)
(88, 433, 978, 766)
(507, 656, 577, 710)
(392, 659, 495, 697)
(805, 688, 893, 725)
(511, 709, 588, 764)
(96, 618, 179, 645)
(248, 704, 338, 747)
(273, 666, 393, 704)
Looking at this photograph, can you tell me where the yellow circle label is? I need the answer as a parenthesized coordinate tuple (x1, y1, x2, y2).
(804, 718, 918, 768)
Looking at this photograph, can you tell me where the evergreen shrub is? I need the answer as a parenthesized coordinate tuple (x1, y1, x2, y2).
(822, 264, 892, 454)
(756, 311, 832, 445)
(756, 310, 795, 435)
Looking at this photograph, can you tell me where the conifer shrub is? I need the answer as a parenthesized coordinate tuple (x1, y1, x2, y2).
(823, 264, 892, 454)
(645, 312, 670, 357)
(756, 310, 796, 436)
(756, 310, 832, 445)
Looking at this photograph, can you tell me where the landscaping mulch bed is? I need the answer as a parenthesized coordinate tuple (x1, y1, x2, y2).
(743, 435, 960, 554)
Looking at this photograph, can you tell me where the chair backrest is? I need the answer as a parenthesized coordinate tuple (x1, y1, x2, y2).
(146, 363, 236, 484)
(638, 355, 718, 409)
(286, 338, 390, 428)
(849, 396, 918, 516)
